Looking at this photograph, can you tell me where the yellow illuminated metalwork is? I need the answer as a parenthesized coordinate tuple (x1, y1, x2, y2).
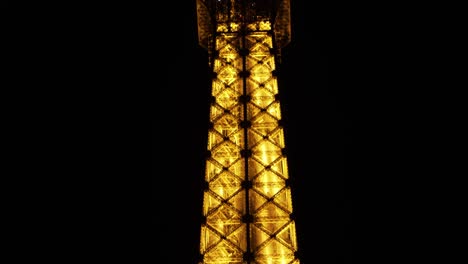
(197, 1, 298, 263)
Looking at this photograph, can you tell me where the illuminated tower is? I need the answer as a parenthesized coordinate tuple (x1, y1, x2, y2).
(196, 1, 299, 263)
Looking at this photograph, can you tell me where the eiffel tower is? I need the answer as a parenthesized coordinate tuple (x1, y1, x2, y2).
(196, 1, 300, 263)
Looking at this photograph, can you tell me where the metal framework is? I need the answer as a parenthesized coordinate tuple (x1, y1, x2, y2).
(197, 1, 299, 263)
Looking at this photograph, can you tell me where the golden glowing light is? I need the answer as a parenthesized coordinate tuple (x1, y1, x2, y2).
(197, 1, 297, 263)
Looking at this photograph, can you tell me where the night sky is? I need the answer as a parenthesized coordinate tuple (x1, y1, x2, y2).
(155, 1, 353, 263)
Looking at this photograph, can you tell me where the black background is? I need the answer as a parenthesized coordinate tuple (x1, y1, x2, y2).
(6, 1, 448, 262)
(155, 1, 353, 263)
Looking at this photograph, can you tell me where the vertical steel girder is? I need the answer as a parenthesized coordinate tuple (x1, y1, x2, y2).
(198, 1, 299, 264)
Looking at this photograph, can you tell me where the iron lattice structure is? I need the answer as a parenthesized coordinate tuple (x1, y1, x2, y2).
(196, 1, 299, 264)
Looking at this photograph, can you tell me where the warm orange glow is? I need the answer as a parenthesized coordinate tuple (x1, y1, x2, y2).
(197, 1, 298, 263)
